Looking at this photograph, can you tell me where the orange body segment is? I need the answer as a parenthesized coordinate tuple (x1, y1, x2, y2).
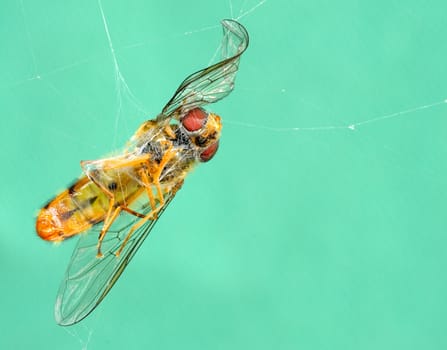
(36, 177, 108, 241)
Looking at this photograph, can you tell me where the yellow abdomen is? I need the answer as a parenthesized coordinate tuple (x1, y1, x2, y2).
(36, 177, 110, 241)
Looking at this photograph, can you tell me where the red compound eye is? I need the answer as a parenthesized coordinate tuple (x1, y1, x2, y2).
(181, 108, 208, 132)
(200, 141, 219, 162)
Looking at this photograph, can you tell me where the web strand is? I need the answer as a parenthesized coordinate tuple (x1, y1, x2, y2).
(225, 99, 447, 132)
(6, 0, 443, 139)
(97, 0, 149, 147)
(236, 0, 267, 20)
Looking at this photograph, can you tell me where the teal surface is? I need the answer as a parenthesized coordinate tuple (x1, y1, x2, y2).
(1, 0, 447, 349)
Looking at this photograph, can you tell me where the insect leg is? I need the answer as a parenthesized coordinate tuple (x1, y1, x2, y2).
(120, 206, 145, 218)
(151, 141, 177, 206)
(81, 155, 152, 257)
(83, 180, 119, 258)
(96, 207, 121, 257)
(98, 187, 149, 257)
(114, 170, 164, 257)
(114, 146, 177, 256)
(140, 169, 157, 213)
(114, 201, 163, 257)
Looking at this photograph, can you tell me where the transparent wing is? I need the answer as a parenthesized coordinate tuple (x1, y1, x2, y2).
(54, 191, 176, 326)
(158, 19, 249, 122)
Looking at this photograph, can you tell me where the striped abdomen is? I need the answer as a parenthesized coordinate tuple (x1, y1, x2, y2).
(36, 177, 111, 241)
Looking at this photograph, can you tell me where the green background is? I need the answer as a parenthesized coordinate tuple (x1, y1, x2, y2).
(1, 0, 447, 349)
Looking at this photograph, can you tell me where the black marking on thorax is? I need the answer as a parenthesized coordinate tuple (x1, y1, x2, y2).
(173, 128, 193, 148)
(140, 141, 163, 163)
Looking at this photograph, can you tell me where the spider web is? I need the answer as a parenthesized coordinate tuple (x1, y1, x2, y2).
(2, 0, 447, 349)
(3, 0, 446, 143)
(1, 0, 267, 348)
